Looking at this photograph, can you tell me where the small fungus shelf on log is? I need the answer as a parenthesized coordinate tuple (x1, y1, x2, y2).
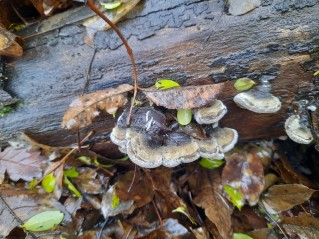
(1, 0, 319, 146)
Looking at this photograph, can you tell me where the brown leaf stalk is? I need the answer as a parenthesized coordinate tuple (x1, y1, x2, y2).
(86, 0, 139, 125)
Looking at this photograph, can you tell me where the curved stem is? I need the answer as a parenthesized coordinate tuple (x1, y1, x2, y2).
(86, 0, 138, 125)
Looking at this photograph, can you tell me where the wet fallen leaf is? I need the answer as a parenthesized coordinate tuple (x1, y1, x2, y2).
(222, 152, 265, 206)
(177, 109, 192, 125)
(0, 26, 23, 57)
(62, 84, 133, 130)
(0, 184, 73, 238)
(261, 184, 316, 214)
(155, 79, 180, 90)
(188, 167, 233, 238)
(142, 83, 225, 109)
(234, 78, 256, 91)
(20, 210, 64, 232)
(283, 224, 319, 239)
(0, 147, 46, 183)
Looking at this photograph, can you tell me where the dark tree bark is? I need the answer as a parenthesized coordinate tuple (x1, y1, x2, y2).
(1, 0, 319, 146)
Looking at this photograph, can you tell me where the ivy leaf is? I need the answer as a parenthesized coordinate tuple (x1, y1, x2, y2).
(63, 176, 81, 198)
(112, 194, 120, 209)
(155, 79, 180, 90)
(233, 233, 254, 239)
(177, 109, 192, 125)
(42, 173, 56, 193)
(234, 78, 256, 91)
(199, 158, 224, 169)
(223, 185, 244, 210)
(20, 210, 64, 232)
(64, 167, 79, 178)
(100, 1, 122, 10)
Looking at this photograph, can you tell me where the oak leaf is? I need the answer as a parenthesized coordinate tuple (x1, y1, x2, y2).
(62, 84, 133, 130)
(142, 83, 225, 109)
(0, 147, 46, 183)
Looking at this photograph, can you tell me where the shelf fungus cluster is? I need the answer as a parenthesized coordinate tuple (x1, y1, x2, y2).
(111, 99, 238, 168)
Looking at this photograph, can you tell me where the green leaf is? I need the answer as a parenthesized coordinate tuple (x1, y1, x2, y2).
(100, 1, 122, 10)
(223, 185, 244, 210)
(28, 178, 38, 189)
(112, 194, 120, 209)
(199, 158, 224, 169)
(177, 109, 192, 126)
(155, 79, 180, 90)
(93, 159, 113, 168)
(232, 233, 254, 239)
(314, 71, 319, 76)
(77, 156, 92, 165)
(63, 176, 81, 198)
(234, 78, 256, 91)
(0, 105, 14, 117)
(20, 210, 64, 232)
(42, 173, 56, 193)
(172, 206, 196, 225)
(64, 167, 79, 178)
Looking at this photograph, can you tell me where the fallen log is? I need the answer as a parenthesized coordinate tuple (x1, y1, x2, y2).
(1, 0, 319, 146)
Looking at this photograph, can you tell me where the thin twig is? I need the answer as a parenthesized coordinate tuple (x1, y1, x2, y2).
(10, 3, 29, 25)
(127, 164, 137, 192)
(33, 130, 94, 187)
(86, 0, 139, 125)
(152, 199, 163, 227)
(81, 48, 97, 96)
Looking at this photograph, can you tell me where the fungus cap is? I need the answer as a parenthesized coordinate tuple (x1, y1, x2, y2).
(125, 129, 200, 168)
(284, 115, 313, 144)
(233, 91, 281, 113)
(196, 137, 224, 159)
(194, 100, 228, 124)
(212, 127, 238, 153)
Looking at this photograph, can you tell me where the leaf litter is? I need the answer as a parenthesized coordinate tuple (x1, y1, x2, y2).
(2, 2, 319, 239)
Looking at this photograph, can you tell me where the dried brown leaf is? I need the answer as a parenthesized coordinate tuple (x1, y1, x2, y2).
(222, 152, 265, 206)
(283, 224, 319, 239)
(261, 184, 316, 214)
(72, 168, 103, 194)
(0, 184, 73, 238)
(188, 167, 233, 238)
(0, 147, 46, 183)
(0, 26, 23, 57)
(142, 84, 225, 109)
(115, 170, 154, 212)
(62, 84, 133, 130)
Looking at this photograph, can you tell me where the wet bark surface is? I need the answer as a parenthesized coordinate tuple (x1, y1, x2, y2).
(1, 0, 319, 146)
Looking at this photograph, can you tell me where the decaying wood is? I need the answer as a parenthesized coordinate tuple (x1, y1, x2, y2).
(1, 0, 319, 146)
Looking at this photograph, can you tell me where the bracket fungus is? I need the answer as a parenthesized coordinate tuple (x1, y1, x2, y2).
(110, 104, 238, 168)
(233, 80, 281, 113)
(284, 115, 313, 144)
(194, 100, 227, 124)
